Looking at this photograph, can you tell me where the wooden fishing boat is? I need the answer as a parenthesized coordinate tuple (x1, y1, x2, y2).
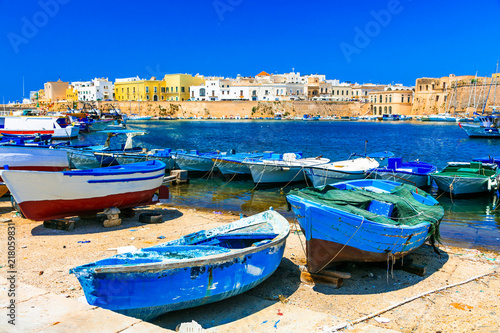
(286, 179, 443, 273)
(173, 149, 226, 173)
(1, 160, 167, 221)
(0, 182, 8, 197)
(303, 152, 394, 188)
(369, 157, 437, 188)
(245, 152, 330, 185)
(69, 209, 289, 321)
(0, 146, 70, 181)
(212, 152, 264, 177)
(430, 161, 500, 195)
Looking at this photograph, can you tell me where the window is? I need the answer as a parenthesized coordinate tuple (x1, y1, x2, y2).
(181, 87, 185, 93)
(436, 95, 439, 102)
(379, 106, 382, 114)
(342, 90, 344, 95)
(146, 87, 149, 93)
(384, 106, 387, 113)
(147, 95, 150, 100)
(161, 87, 165, 93)
(176, 87, 178, 93)
(426, 85, 428, 90)
(389, 106, 392, 114)
(154, 87, 157, 93)
(379, 95, 382, 103)
(401, 95, 404, 102)
(200, 88, 205, 97)
(166, 87, 169, 93)
(240, 90, 243, 96)
(127, 87, 129, 93)
(408, 96, 411, 103)
(432, 84, 435, 90)
(389, 95, 392, 103)
(443, 83, 446, 89)
(385, 96, 387, 103)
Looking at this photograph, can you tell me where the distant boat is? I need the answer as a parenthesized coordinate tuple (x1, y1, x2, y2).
(70, 209, 290, 321)
(0, 116, 79, 139)
(286, 179, 444, 273)
(459, 114, 500, 138)
(1, 160, 167, 221)
(127, 114, 152, 121)
(369, 157, 437, 188)
(430, 161, 500, 195)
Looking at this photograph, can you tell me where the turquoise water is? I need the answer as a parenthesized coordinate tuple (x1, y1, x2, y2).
(81, 120, 500, 251)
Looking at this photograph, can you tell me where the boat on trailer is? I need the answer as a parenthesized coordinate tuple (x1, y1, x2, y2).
(286, 179, 443, 273)
(1, 160, 167, 221)
(70, 209, 289, 321)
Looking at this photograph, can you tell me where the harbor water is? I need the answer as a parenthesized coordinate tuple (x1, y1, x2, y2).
(78, 120, 500, 252)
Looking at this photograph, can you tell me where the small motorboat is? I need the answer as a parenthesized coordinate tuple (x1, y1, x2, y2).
(430, 161, 500, 195)
(244, 152, 330, 185)
(70, 209, 289, 321)
(287, 179, 444, 273)
(212, 152, 264, 177)
(1, 160, 167, 221)
(303, 151, 394, 188)
(368, 157, 437, 188)
(173, 149, 229, 173)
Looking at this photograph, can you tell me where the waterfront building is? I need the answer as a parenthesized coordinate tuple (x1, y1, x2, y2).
(71, 78, 114, 101)
(114, 76, 166, 102)
(369, 87, 413, 116)
(43, 79, 70, 102)
(164, 74, 205, 101)
(66, 85, 78, 104)
(411, 74, 500, 115)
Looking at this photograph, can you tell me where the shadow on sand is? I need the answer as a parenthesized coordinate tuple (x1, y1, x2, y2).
(30, 208, 183, 236)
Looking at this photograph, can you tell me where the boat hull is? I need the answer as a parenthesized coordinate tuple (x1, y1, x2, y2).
(249, 164, 306, 184)
(370, 171, 430, 188)
(287, 195, 431, 272)
(76, 240, 286, 321)
(304, 168, 368, 187)
(460, 123, 500, 138)
(0, 146, 69, 181)
(2, 161, 166, 220)
(431, 174, 493, 195)
(174, 154, 217, 172)
(70, 210, 290, 321)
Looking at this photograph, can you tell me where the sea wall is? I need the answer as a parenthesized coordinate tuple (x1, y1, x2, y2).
(90, 100, 370, 118)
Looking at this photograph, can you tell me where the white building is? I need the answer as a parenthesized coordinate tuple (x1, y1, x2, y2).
(71, 78, 114, 101)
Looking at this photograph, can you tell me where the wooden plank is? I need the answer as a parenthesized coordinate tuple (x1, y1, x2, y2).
(299, 265, 351, 279)
(300, 271, 344, 288)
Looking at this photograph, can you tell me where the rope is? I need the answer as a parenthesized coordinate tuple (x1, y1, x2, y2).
(314, 217, 365, 273)
(326, 268, 498, 332)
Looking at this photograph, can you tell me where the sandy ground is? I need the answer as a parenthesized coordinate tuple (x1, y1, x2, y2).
(0, 197, 499, 333)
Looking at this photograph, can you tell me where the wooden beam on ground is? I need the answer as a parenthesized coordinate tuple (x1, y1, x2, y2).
(300, 271, 344, 288)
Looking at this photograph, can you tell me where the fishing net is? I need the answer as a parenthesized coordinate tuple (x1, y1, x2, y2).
(288, 183, 444, 242)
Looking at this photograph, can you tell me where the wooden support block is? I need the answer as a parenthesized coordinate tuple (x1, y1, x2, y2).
(401, 263, 427, 277)
(321, 269, 352, 279)
(43, 219, 75, 231)
(120, 208, 135, 218)
(103, 218, 121, 228)
(300, 271, 344, 288)
(170, 170, 189, 184)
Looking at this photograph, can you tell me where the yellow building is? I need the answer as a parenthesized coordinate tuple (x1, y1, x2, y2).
(369, 89, 413, 116)
(115, 77, 167, 102)
(163, 74, 205, 101)
(66, 85, 78, 103)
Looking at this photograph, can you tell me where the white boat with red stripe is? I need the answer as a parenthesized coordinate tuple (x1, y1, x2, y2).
(1, 160, 167, 221)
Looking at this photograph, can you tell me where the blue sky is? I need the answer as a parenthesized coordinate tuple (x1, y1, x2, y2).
(1, 0, 499, 101)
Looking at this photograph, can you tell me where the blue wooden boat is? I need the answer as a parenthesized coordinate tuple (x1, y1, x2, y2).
(286, 179, 443, 273)
(70, 209, 290, 321)
(473, 156, 500, 167)
(173, 149, 235, 173)
(368, 157, 437, 188)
